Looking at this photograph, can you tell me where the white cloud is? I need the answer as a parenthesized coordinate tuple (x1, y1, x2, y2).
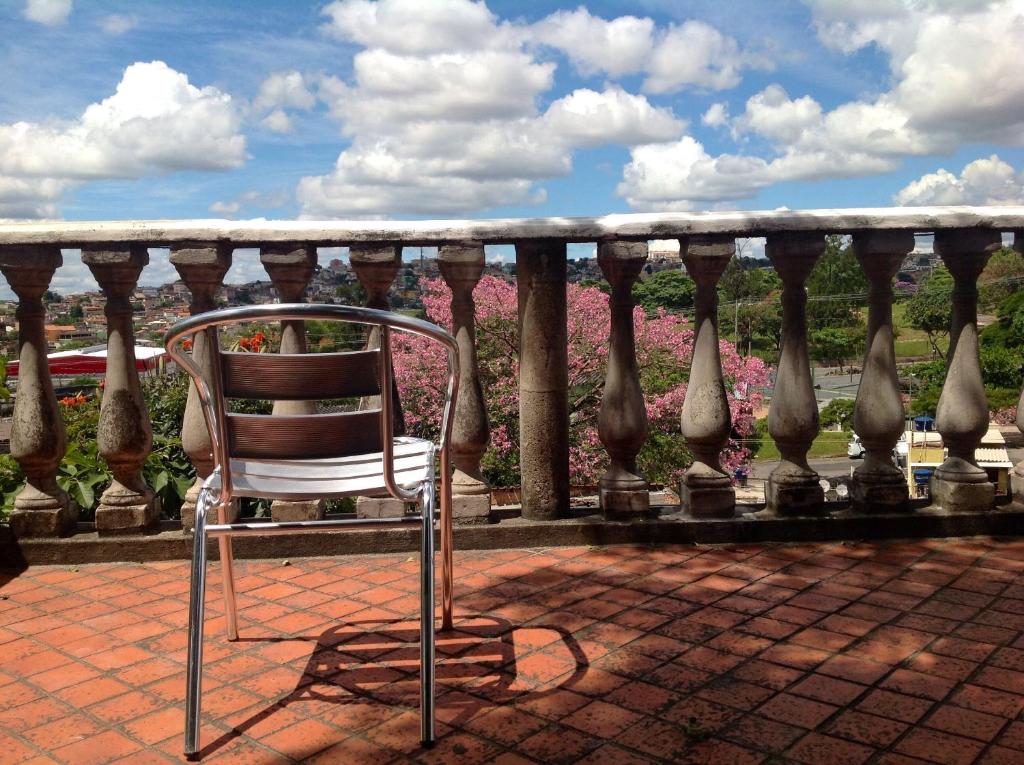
(530, 7, 764, 94)
(702, 103, 729, 128)
(321, 0, 511, 54)
(209, 200, 241, 215)
(253, 71, 315, 113)
(209, 190, 290, 217)
(23, 0, 71, 26)
(261, 109, 294, 133)
(732, 85, 822, 144)
(0, 61, 245, 180)
(620, 0, 1024, 210)
(99, 14, 136, 35)
(895, 155, 1024, 206)
(642, 21, 748, 93)
(530, 8, 654, 78)
(542, 87, 685, 148)
(0, 61, 246, 218)
(299, 0, 688, 217)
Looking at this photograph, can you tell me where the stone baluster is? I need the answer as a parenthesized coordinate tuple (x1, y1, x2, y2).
(438, 243, 491, 524)
(261, 244, 325, 521)
(849, 231, 914, 512)
(679, 236, 735, 518)
(350, 244, 406, 518)
(0, 246, 74, 537)
(82, 245, 158, 531)
(1014, 231, 1024, 506)
(516, 240, 569, 520)
(929, 229, 1000, 512)
(596, 241, 649, 518)
(170, 243, 232, 532)
(761, 233, 825, 516)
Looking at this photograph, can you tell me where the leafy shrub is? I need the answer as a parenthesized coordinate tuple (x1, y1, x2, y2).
(820, 399, 856, 431)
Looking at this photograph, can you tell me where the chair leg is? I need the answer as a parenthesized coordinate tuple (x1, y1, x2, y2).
(184, 494, 210, 759)
(419, 480, 436, 748)
(218, 534, 239, 641)
(440, 458, 454, 632)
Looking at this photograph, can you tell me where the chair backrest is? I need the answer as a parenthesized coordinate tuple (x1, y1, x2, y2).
(164, 304, 458, 502)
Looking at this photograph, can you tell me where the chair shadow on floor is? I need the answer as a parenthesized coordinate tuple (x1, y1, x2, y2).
(196, 614, 590, 759)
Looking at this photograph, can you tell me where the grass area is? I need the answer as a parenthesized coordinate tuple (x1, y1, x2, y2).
(753, 430, 852, 461)
(892, 302, 947, 359)
(894, 338, 935, 357)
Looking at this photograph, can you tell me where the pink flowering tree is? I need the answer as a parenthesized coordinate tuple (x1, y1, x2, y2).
(393, 276, 771, 488)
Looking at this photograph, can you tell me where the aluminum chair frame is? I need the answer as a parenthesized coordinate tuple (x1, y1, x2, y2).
(164, 304, 458, 759)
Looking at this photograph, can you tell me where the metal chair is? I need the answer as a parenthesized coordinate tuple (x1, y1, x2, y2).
(164, 304, 458, 759)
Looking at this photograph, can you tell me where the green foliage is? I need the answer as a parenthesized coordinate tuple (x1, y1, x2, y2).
(0, 357, 10, 401)
(0, 454, 22, 522)
(335, 282, 368, 305)
(905, 266, 953, 358)
(820, 398, 856, 430)
(632, 269, 695, 312)
(304, 318, 365, 353)
(810, 326, 865, 370)
(68, 376, 99, 388)
(0, 372, 197, 522)
(718, 257, 780, 303)
(806, 235, 868, 328)
(978, 247, 1024, 311)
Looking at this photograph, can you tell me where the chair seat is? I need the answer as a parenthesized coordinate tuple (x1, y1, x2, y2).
(207, 436, 434, 501)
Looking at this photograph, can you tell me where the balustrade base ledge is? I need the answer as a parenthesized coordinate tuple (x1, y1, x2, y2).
(849, 477, 910, 514)
(928, 476, 996, 514)
(451, 493, 493, 525)
(599, 487, 650, 519)
(679, 481, 736, 520)
(3, 499, 1022, 568)
(272, 499, 327, 522)
(764, 479, 825, 517)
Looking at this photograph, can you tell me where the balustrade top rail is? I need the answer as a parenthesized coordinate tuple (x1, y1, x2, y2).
(1, 206, 1023, 248)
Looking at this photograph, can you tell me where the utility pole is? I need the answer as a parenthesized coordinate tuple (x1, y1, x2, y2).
(734, 299, 741, 353)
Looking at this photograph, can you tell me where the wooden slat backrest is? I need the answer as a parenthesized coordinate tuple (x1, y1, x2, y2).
(220, 349, 381, 400)
(225, 411, 383, 460)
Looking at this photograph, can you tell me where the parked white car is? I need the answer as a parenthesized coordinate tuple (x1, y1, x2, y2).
(848, 434, 865, 459)
(848, 433, 908, 464)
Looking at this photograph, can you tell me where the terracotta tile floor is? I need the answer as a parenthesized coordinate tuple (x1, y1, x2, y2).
(2, 538, 1024, 764)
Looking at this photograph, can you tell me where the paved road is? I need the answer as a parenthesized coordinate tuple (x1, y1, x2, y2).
(750, 456, 857, 481)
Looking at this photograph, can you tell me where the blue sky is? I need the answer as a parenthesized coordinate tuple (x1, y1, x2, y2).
(2, 0, 1024, 291)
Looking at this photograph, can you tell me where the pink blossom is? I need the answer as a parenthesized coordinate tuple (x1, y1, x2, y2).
(393, 276, 772, 487)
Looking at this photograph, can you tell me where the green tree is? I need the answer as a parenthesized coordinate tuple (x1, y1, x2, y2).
(810, 326, 865, 371)
(718, 257, 780, 303)
(978, 246, 1024, 311)
(820, 398, 855, 430)
(905, 266, 953, 359)
(632, 269, 695, 312)
(335, 281, 368, 305)
(806, 235, 868, 328)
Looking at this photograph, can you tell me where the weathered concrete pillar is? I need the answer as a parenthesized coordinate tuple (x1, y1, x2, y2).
(679, 236, 735, 518)
(597, 241, 649, 519)
(170, 243, 232, 532)
(929, 229, 1000, 512)
(438, 243, 491, 524)
(0, 246, 74, 537)
(1014, 383, 1024, 506)
(762, 233, 825, 516)
(261, 244, 325, 521)
(350, 244, 406, 518)
(850, 231, 914, 512)
(82, 245, 158, 532)
(1013, 231, 1024, 505)
(516, 240, 569, 520)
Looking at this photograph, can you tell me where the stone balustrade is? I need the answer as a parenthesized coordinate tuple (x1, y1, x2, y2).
(1, 208, 1023, 540)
